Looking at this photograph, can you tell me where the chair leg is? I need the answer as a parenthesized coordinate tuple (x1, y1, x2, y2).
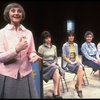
(73, 74, 76, 80)
(83, 67, 89, 85)
(99, 70, 100, 77)
(82, 77, 86, 86)
(90, 70, 94, 75)
(63, 76, 68, 92)
(61, 76, 65, 93)
(90, 70, 100, 79)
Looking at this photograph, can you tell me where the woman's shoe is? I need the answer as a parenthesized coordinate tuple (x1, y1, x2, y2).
(77, 90, 83, 98)
(75, 85, 83, 98)
(53, 93, 63, 99)
(57, 95, 63, 99)
(53, 93, 58, 99)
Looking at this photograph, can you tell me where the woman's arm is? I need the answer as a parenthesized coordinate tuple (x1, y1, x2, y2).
(53, 46, 58, 64)
(62, 44, 73, 64)
(28, 32, 37, 59)
(81, 44, 97, 61)
(0, 31, 17, 63)
(75, 44, 79, 62)
(63, 56, 73, 64)
(28, 32, 42, 63)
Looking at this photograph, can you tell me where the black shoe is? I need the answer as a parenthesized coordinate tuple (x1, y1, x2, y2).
(53, 93, 58, 99)
(77, 90, 83, 98)
(53, 93, 63, 99)
(57, 95, 63, 99)
(75, 85, 83, 98)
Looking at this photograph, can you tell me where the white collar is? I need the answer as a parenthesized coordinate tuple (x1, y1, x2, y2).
(6, 24, 26, 31)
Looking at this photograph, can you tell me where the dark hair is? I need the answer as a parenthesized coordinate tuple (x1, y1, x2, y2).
(3, 2, 25, 23)
(84, 31, 94, 38)
(67, 31, 75, 37)
(65, 32, 75, 42)
(41, 31, 51, 42)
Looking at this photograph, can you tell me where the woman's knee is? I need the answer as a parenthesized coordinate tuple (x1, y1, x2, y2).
(77, 66, 83, 74)
(54, 69, 61, 78)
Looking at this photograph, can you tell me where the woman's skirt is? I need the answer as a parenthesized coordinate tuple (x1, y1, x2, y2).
(66, 58, 80, 73)
(0, 73, 39, 99)
(83, 57, 100, 71)
(43, 61, 64, 83)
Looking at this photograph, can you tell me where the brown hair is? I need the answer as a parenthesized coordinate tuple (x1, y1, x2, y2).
(41, 31, 51, 42)
(3, 2, 25, 23)
(67, 31, 75, 37)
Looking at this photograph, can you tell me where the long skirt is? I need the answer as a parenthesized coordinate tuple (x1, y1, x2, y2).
(0, 73, 39, 99)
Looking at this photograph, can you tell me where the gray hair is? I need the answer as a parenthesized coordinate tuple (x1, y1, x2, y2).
(84, 31, 94, 38)
(3, 2, 25, 23)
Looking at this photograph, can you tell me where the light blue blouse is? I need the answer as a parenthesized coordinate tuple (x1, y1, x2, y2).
(81, 42, 99, 61)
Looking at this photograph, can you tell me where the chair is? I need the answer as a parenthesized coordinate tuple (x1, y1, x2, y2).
(82, 55, 100, 79)
(57, 57, 69, 93)
(37, 52, 68, 95)
(90, 70, 100, 77)
(40, 60, 68, 97)
(60, 70, 69, 93)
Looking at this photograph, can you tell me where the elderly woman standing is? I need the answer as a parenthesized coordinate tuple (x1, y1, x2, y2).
(81, 31, 100, 75)
(38, 31, 63, 99)
(0, 2, 41, 99)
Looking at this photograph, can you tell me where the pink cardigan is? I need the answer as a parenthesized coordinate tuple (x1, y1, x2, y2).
(0, 24, 36, 79)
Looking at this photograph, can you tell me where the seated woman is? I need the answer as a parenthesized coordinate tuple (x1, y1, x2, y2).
(81, 31, 100, 73)
(97, 42, 100, 56)
(62, 32, 83, 98)
(38, 31, 63, 99)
